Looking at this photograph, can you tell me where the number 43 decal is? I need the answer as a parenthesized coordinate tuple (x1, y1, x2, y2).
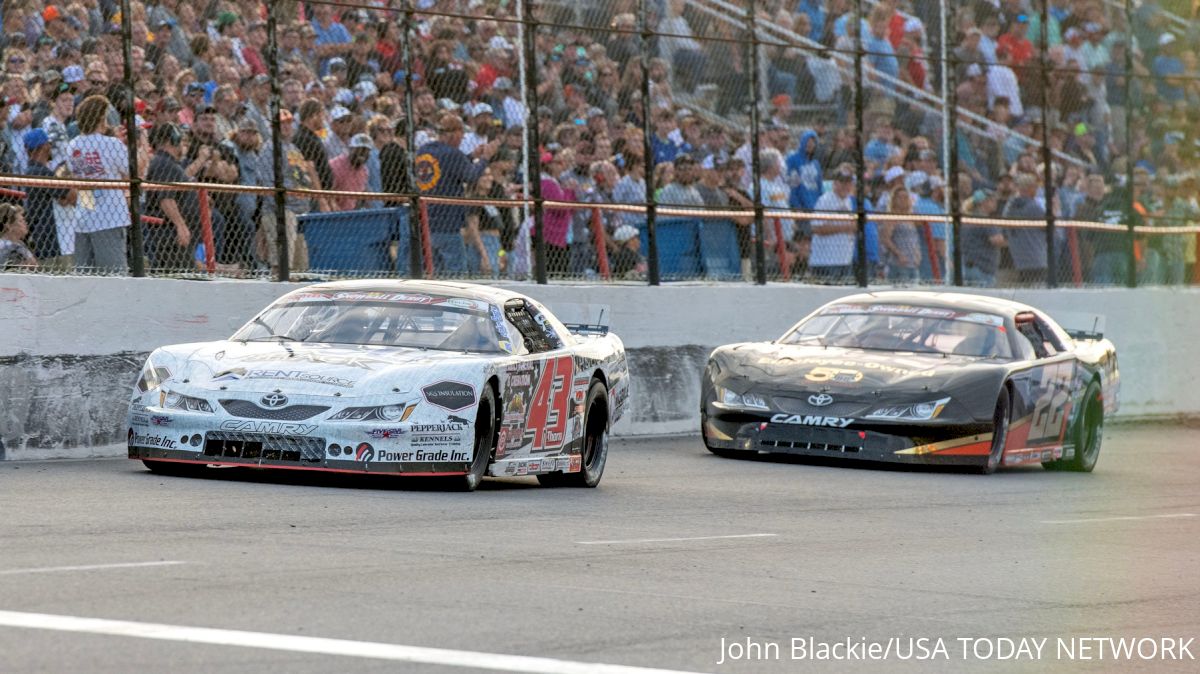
(1029, 362, 1073, 444)
(527, 356, 574, 451)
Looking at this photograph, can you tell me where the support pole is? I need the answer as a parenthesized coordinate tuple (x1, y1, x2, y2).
(639, 0, 660, 286)
(853, 0, 868, 287)
(520, 0, 547, 284)
(1038, 0, 1057, 288)
(120, 0, 144, 277)
(747, 0, 766, 285)
(267, 0, 289, 281)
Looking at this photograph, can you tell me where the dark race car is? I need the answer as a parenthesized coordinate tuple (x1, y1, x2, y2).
(701, 292, 1119, 473)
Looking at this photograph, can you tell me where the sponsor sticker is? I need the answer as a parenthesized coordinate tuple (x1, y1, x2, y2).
(805, 366, 864, 384)
(366, 428, 405, 439)
(129, 431, 177, 449)
(568, 455, 582, 473)
(130, 413, 150, 427)
(422, 381, 477, 411)
(219, 420, 318, 434)
(150, 415, 172, 426)
(770, 414, 854, 428)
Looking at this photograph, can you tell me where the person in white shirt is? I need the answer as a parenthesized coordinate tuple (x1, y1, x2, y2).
(65, 95, 130, 273)
(987, 47, 1023, 119)
(809, 163, 858, 282)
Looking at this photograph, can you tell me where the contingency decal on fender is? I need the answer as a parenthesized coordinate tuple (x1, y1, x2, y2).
(894, 433, 994, 456)
(422, 381, 477, 411)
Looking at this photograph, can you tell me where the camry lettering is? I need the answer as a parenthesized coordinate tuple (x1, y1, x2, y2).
(770, 414, 854, 428)
(219, 421, 318, 434)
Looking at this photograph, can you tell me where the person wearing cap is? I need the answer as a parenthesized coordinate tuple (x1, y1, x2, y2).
(658, 154, 704, 207)
(294, 98, 334, 200)
(609, 224, 646, 280)
(492, 78, 526, 129)
(460, 102, 497, 158)
(329, 133, 373, 211)
(959, 189, 1005, 287)
(226, 116, 268, 265)
(243, 74, 273, 140)
(324, 105, 356, 160)
(414, 113, 494, 274)
(1152, 33, 1185, 104)
(809, 163, 859, 283)
(63, 95, 130, 272)
(22, 128, 74, 268)
(988, 46, 1023, 119)
(183, 103, 241, 264)
(256, 108, 315, 275)
(38, 81, 73, 169)
(143, 123, 198, 271)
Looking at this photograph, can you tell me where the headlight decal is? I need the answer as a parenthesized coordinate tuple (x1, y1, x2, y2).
(328, 403, 419, 422)
(865, 397, 951, 421)
(716, 386, 770, 411)
(159, 390, 214, 413)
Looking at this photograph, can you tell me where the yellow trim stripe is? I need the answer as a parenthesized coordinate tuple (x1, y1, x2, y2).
(895, 432, 994, 455)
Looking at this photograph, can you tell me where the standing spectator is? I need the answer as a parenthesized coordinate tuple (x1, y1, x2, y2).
(988, 48, 1023, 119)
(143, 123, 195, 271)
(185, 105, 241, 265)
(961, 190, 1007, 287)
(612, 153, 647, 228)
(464, 168, 501, 278)
(787, 129, 824, 213)
(657, 154, 704, 206)
(0, 204, 36, 269)
(879, 186, 922, 284)
(294, 98, 333, 195)
(39, 82, 73, 169)
(380, 117, 410, 196)
(540, 151, 575, 276)
(1003, 173, 1049, 284)
(65, 95, 128, 273)
(416, 113, 491, 274)
(22, 128, 74, 268)
(329, 133, 372, 211)
(227, 117, 266, 264)
(809, 164, 859, 283)
(258, 109, 316, 276)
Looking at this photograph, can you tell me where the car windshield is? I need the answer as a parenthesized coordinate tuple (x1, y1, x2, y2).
(780, 304, 1013, 359)
(231, 291, 504, 353)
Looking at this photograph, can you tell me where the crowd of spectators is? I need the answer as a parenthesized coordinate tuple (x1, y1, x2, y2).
(0, 0, 1196, 285)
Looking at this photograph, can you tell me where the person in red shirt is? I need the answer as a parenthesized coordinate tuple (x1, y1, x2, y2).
(329, 134, 372, 211)
(242, 21, 268, 76)
(997, 16, 1034, 68)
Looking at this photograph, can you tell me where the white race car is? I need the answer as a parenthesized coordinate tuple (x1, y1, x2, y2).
(127, 280, 630, 490)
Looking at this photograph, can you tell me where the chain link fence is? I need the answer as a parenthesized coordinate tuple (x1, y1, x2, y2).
(0, 0, 1196, 287)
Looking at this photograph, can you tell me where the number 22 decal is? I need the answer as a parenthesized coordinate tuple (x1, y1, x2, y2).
(1029, 362, 1072, 444)
(527, 356, 574, 451)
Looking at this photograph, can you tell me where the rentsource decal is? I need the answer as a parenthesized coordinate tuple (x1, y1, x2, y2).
(422, 381, 477, 411)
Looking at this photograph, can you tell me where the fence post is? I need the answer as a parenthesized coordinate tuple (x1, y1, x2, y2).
(266, 0, 289, 282)
(401, 0, 424, 279)
(639, 0, 660, 286)
(746, 0, 766, 285)
(520, 0, 547, 284)
(591, 208, 611, 280)
(852, 0, 868, 287)
(119, 0, 144, 277)
(944, 1, 963, 286)
(1123, 0, 1137, 289)
(1037, 0, 1057, 289)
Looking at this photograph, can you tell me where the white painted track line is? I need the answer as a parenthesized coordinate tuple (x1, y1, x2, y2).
(577, 534, 777, 545)
(1040, 513, 1197, 525)
(0, 610, 709, 674)
(0, 561, 187, 576)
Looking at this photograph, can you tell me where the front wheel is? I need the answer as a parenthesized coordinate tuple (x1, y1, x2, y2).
(456, 386, 496, 492)
(1046, 381, 1103, 473)
(979, 387, 1011, 475)
(538, 380, 609, 488)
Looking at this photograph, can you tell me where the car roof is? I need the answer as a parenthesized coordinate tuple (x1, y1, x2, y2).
(831, 291, 1036, 317)
(297, 279, 528, 306)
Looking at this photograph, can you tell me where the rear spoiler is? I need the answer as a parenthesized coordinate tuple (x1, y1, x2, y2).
(554, 303, 611, 336)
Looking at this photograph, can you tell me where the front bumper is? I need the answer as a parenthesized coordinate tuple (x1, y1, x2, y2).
(702, 410, 994, 467)
(127, 407, 473, 476)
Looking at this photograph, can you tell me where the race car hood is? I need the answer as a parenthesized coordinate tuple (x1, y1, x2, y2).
(709, 342, 1009, 421)
(151, 341, 491, 399)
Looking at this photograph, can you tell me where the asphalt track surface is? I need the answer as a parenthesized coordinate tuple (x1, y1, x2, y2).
(1, 425, 1198, 674)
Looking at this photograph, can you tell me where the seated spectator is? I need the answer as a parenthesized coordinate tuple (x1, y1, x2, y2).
(0, 204, 36, 269)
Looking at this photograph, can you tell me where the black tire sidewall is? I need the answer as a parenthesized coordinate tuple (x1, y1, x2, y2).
(579, 381, 609, 487)
(984, 388, 1010, 474)
(463, 386, 496, 490)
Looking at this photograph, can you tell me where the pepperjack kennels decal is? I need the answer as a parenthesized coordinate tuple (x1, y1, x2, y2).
(127, 280, 629, 491)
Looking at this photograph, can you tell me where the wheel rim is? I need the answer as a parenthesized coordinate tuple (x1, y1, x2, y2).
(989, 398, 1009, 470)
(583, 398, 605, 470)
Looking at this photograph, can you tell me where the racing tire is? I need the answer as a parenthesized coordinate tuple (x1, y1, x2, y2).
(456, 386, 496, 492)
(141, 459, 206, 477)
(1047, 381, 1103, 473)
(979, 387, 1011, 475)
(538, 381, 608, 488)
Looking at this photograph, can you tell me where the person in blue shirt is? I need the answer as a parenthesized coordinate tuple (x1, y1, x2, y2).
(310, 3, 352, 76)
(415, 114, 496, 275)
(864, 8, 900, 81)
(786, 129, 823, 212)
(795, 0, 826, 41)
(910, 174, 948, 282)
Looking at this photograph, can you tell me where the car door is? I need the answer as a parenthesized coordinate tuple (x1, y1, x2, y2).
(497, 299, 576, 459)
(1009, 312, 1078, 457)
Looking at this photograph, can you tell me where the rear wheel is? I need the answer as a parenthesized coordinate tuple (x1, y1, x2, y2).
(1047, 381, 1103, 473)
(141, 459, 206, 477)
(456, 386, 496, 492)
(979, 387, 1011, 475)
(538, 381, 608, 488)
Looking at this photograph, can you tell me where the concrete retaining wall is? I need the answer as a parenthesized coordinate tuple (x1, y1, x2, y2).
(1, 274, 1194, 459)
